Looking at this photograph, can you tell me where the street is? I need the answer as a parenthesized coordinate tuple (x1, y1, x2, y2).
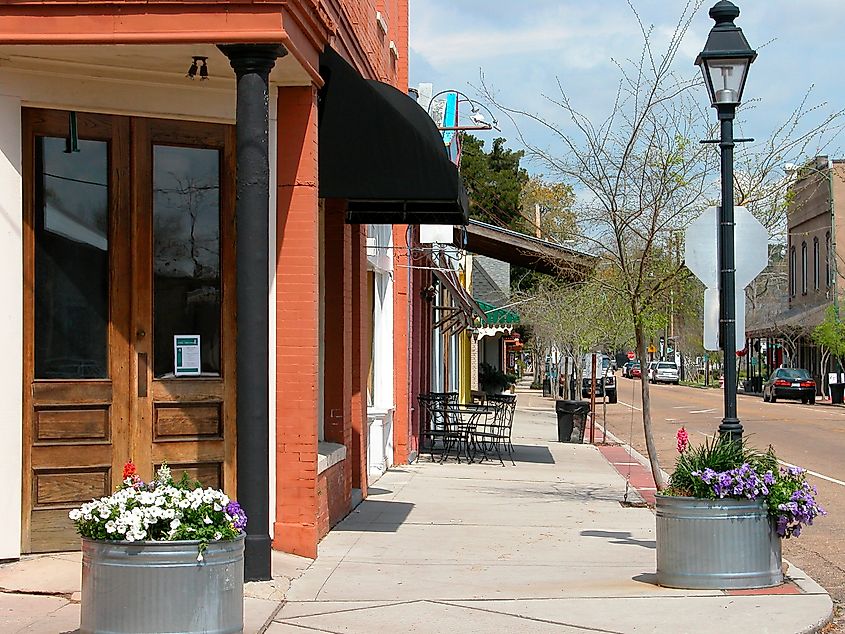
(603, 376, 845, 632)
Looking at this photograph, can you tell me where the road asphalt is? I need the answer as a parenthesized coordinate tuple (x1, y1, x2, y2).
(0, 384, 834, 633)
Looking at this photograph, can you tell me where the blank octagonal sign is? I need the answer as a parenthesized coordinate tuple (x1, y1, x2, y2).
(685, 206, 769, 290)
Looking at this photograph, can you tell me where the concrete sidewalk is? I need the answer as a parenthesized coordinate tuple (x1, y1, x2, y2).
(0, 388, 833, 633)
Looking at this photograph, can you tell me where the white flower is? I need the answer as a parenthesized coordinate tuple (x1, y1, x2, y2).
(203, 516, 212, 525)
(170, 519, 181, 530)
(68, 509, 81, 521)
(214, 531, 222, 541)
(196, 552, 204, 562)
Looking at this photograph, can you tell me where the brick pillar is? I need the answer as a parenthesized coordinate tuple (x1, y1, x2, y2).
(274, 85, 319, 558)
(392, 224, 411, 464)
(323, 199, 352, 511)
(351, 224, 369, 495)
(410, 259, 425, 457)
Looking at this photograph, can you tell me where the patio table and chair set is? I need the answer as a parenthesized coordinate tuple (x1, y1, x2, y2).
(416, 392, 517, 466)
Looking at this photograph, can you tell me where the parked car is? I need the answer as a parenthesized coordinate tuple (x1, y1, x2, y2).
(763, 368, 816, 404)
(622, 361, 636, 378)
(649, 361, 679, 385)
(631, 363, 642, 378)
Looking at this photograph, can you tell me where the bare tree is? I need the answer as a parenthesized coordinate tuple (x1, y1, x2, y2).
(482, 0, 844, 491)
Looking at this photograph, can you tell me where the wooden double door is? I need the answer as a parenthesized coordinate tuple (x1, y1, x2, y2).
(22, 109, 237, 552)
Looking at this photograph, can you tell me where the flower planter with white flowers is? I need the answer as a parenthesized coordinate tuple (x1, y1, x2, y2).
(70, 463, 248, 634)
(656, 430, 825, 590)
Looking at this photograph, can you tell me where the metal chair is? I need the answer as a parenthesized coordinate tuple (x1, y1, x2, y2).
(483, 394, 517, 465)
(417, 392, 458, 461)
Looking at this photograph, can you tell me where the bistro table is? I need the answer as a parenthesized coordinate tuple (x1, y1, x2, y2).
(426, 402, 496, 464)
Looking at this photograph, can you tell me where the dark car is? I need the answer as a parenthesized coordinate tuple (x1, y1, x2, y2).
(763, 368, 816, 405)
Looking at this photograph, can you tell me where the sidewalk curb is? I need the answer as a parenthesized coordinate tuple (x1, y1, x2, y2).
(593, 425, 834, 632)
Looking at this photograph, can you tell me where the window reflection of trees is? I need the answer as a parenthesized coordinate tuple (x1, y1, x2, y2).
(153, 146, 221, 378)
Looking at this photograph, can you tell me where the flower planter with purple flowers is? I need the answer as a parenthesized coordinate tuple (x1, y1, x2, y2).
(656, 494, 782, 589)
(657, 432, 825, 590)
(70, 463, 248, 634)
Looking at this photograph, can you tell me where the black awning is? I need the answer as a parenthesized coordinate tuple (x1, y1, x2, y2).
(318, 47, 469, 225)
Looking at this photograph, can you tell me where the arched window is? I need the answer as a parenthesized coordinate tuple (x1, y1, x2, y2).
(826, 231, 832, 288)
(789, 245, 796, 298)
(801, 241, 808, 295)
(814, 237, 820, 290)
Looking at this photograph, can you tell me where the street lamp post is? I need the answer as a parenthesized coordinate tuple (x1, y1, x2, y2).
(696, 0, 757, 441)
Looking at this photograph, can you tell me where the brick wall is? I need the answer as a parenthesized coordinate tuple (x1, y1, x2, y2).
(316, 461, 348, 537)
(332, 0, 407, 86)
(274, 84, 320, 559)
(392, 224, 410, 464)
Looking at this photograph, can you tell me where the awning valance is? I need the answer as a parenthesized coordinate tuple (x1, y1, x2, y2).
(318, 47, 469, 225)
(477, 300, 520, 326)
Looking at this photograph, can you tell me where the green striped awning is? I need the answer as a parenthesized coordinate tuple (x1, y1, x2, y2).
(476, 300, 520, 325)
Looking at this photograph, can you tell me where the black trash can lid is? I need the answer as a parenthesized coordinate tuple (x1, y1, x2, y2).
(556, 399, 590, 413)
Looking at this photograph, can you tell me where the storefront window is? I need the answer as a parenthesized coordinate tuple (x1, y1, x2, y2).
(34, 137, 109, 379)
(153, 145, 221, 378)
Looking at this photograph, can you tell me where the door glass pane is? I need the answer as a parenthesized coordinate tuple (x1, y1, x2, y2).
(153, 145, 221, 378)
(35, 137, 109, 379)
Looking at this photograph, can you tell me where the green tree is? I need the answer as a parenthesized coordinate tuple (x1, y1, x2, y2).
(520, 175, 576, 241)
(813, 306, 845, 366)
(460, 135, 529, 231)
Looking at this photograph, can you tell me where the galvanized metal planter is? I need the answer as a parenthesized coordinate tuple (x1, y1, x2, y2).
(80, 534, 244, 634)
(655, 495, 782, 589)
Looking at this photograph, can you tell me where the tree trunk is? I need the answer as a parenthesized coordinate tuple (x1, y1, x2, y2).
(635, 320, 666, 490)
(820, 348, 830, 399)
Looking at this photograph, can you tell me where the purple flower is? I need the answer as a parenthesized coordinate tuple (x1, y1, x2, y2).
(226, 501, 248, 531)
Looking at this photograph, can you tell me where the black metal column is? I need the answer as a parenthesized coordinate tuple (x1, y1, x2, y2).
(219, 43, 285, 581)
(717, 104, 743, 441)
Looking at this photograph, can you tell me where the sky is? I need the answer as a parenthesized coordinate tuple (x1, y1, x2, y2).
(409, 0, 845, 176)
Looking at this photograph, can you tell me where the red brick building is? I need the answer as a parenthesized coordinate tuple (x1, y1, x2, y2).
(0, 0, 468, 580)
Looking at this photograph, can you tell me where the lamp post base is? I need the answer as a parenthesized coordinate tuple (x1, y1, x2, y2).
(719, 417, 743, 442)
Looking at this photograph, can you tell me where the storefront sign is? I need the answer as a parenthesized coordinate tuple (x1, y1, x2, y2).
(174, 335, 201, 376)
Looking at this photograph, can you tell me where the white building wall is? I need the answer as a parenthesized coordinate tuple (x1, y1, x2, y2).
(0, 94, 23, 560)
(367, 225, 395, 481)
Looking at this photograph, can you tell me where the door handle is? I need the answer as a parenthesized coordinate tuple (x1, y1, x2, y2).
(138, 352, 148, 397)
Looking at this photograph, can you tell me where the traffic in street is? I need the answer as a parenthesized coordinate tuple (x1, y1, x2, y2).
(603, 374, 845, 629)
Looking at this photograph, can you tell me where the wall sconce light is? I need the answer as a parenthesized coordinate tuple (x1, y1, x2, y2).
(187, 56, 209, 80)
(421, 285, 437, 303)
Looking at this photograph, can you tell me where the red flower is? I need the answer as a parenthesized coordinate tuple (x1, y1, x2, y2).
(676, 427, 689, 453)
(123, 461, 137, 479)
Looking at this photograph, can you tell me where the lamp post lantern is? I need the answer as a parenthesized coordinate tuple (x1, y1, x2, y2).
(696, 0, 756, 441)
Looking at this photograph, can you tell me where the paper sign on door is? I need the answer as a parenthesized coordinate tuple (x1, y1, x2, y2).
(174, 335, 201, 376)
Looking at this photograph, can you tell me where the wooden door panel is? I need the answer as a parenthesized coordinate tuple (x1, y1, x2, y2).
(34, 405, 111, 444)
(136, 118, 236, 496)
(154, 402, 223, 440)
(23, 109, 131, 553)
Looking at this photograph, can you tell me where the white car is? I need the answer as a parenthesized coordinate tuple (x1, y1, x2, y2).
(650, 361, 680, 385)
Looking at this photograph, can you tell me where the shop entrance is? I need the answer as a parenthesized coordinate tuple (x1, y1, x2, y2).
(22, 109, 237, 552)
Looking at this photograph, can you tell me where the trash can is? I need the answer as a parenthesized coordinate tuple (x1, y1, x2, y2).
(831, 383, 845, 405)
(556, 400, 590, 443)
(542, 378, 551, 397)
